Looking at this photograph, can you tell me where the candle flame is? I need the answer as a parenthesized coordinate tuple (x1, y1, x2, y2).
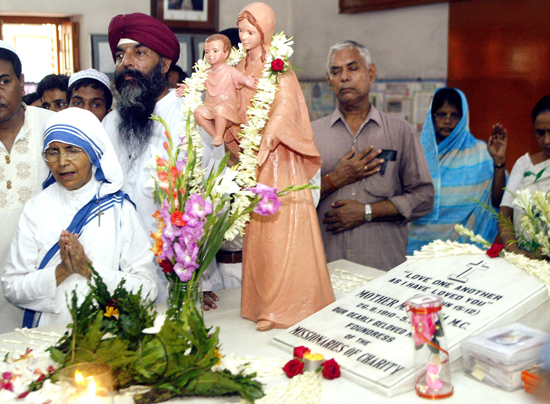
(75, 371, 84, 384)
(87, 379, 96, 397)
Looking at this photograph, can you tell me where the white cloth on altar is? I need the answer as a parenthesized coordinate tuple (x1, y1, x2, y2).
(0, 105, 53, 333)
(2, 109, 157, 327)
(103, 90, 224, 299)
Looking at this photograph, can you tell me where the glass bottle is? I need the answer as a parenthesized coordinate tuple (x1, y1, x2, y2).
(406, 294, 453, 399)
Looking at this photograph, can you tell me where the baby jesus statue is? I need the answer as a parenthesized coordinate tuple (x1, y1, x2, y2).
(193, 34, 257, 146)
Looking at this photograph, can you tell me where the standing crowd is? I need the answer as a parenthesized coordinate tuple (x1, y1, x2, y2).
(0, 6, 548, 333)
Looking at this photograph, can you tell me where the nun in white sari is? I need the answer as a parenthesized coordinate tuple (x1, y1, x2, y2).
(2, 108, 157, 328)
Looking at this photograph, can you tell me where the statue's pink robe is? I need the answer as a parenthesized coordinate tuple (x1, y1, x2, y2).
(194, 64, 246, 126)
(227, 61, 335, 328)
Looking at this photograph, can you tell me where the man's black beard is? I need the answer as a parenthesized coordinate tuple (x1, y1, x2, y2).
(115, 61, 167, 162)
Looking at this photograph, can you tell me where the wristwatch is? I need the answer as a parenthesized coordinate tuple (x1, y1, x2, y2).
(364, 204, 373, 222)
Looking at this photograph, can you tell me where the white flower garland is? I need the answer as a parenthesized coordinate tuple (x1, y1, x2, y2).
(180, 33, 294, 240)
(179, 58, 210, 193)
(409, 223, 550, 294)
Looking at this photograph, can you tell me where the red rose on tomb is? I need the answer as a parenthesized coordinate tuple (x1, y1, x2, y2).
(486, 243, 505, 258)
(271, 58, 284, 72)
(321, 358, 341, 380)
(159, 260, 174, 274)
(293, 345, 310, 359)
(283, 359, 304, 378)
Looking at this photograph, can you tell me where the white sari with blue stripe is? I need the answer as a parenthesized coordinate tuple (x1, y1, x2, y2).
(2, 109, 158, 327)
(408, 89, 498, 254)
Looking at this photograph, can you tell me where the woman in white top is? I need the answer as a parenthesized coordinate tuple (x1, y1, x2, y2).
(2, 108, 157, 328)
(498, 94, 550, 258)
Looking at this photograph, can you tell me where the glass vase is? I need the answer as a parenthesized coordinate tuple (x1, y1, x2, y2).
(167, 279, 203, 324)
(406, 294, 453, 399)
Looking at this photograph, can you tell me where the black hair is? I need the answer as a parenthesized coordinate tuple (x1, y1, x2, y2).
(67, 77, 113, 110)
(0, 48, 22, 79)
(36, 74, 69, 98)
(431, 88, 463, 117)
(218, 28, 240, 48)
(22, 92, 40, 105)
(167, 64, 188, 83)
(532, 94, 550, 122)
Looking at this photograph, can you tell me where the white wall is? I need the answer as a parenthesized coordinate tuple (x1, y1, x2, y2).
(1, 0, 448, 80)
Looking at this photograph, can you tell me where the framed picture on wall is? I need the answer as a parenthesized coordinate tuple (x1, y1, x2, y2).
(151, 0, 218, 32)
(91, 35, 115, 81)
(174, 34, 193, 76)
(191, 34, 209, 66)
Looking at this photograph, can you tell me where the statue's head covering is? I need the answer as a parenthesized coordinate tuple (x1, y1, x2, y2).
(108, 13, 180, 64)
(239, 2, 276, 48)
(42, 108, 123, 196)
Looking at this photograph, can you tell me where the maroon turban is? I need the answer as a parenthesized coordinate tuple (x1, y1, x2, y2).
(108, 13, 180, 64)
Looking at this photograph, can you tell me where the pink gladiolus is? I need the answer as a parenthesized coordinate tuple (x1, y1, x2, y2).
(184, 194, 212, 220)
(254, 192, 281, 216)
(247, 183, 277, 198)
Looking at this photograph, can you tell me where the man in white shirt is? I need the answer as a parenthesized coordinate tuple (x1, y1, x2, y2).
(0, 40, 54, 332)
(103, 13, 222, 305)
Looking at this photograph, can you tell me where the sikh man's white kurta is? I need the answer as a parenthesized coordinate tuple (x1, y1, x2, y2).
(103, 90, 224, 299)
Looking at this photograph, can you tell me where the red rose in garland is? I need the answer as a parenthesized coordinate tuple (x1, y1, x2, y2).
(283, 359, 304, 378)
(321, 358, 341, 380)
(293, 345, 310, 359)
(271, 58, 284, 72)
(486, 242, 505, 258)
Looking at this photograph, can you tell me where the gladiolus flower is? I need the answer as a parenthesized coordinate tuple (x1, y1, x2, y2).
(254, 192, 281, 216)
(171, 211, 187, 226)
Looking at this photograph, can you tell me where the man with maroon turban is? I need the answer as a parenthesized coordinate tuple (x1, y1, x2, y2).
(103, 12, 223, 306)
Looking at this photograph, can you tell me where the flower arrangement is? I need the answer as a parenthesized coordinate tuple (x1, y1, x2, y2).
(179, 32, 296, 241)
(17, 269, 265, 403)
(509, 188, 550, 256)
(282, 346, 341, 380)
(148, 115, 312, 321)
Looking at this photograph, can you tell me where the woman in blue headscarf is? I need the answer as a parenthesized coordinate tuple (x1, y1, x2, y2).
(2, 108, 157, 327)
(407, 88, 507, 254)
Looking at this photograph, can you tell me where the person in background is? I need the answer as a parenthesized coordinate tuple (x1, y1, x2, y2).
(0, 40, 54, 332)
(104, 12, 222, 308)
(498, 94, 550, 258)
(67, 69, 112, 121)
(407, 88, 507, 254)
(37, 74, 69, 112)
(3, 108, 157, 327)
(312, 40, 434, 271)
(167, 64, 188, 89)
(22, 92, 41, 107)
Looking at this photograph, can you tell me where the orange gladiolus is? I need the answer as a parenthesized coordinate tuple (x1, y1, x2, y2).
(156, 157, 169, 167)
(150, 229, 163, 256)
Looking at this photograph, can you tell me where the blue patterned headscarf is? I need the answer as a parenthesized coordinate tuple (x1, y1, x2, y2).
(408, 88, 499, 254)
